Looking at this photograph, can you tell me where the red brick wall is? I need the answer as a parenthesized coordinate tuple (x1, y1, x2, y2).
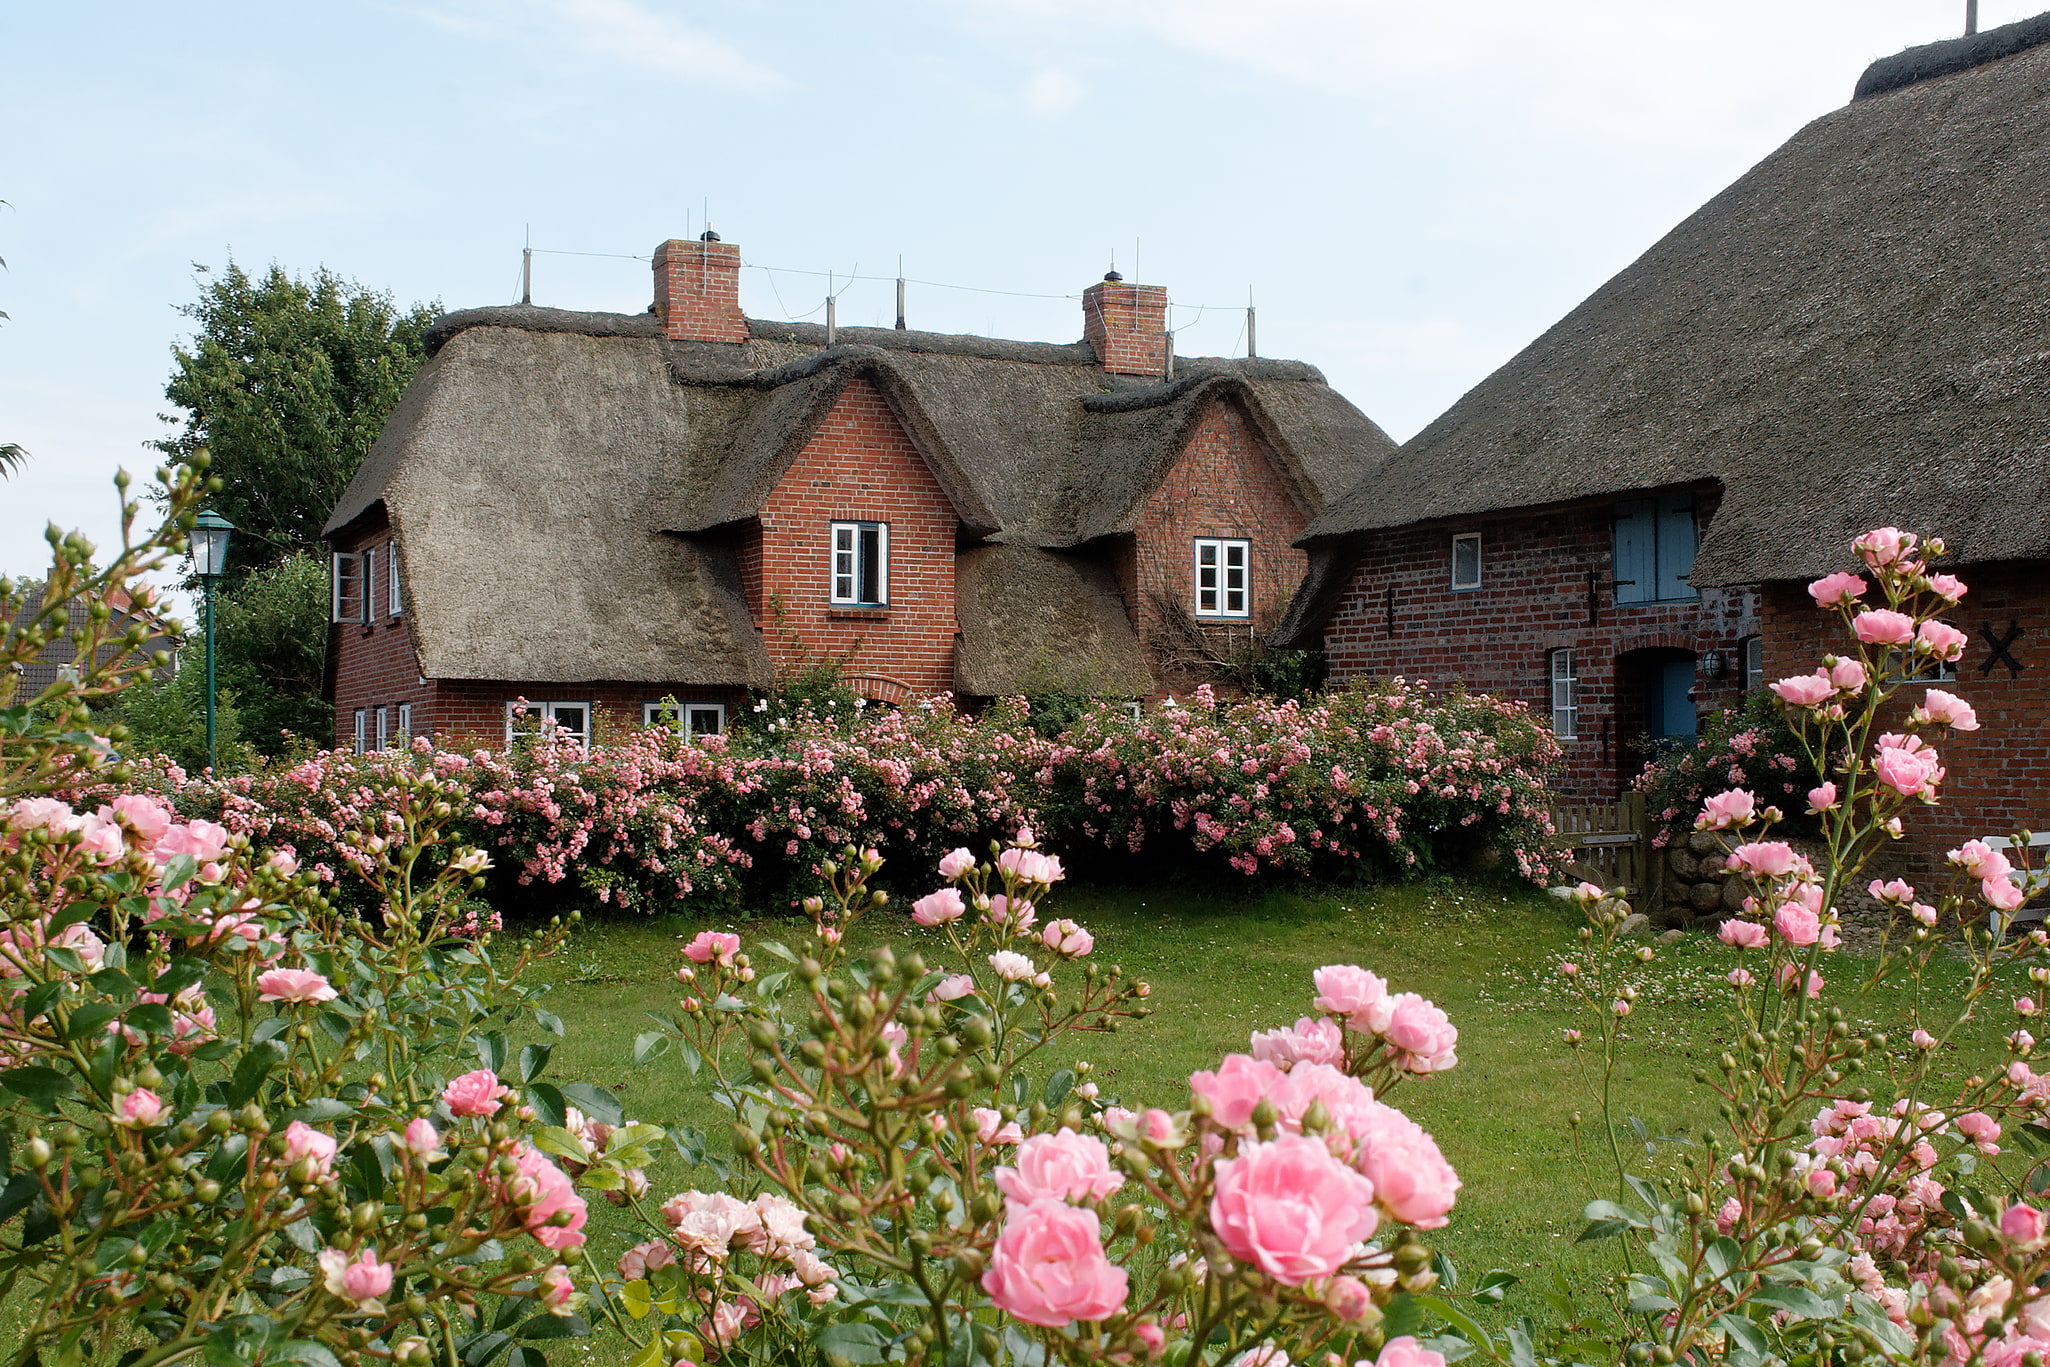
(1320, 492, 1760, 800)
(1761, 560, 2050, 879)
(651, 238, 747, 344)
(750, 375, 960, 696)
(425, 681, 749, 750)
(1083, 279, 1169, 376)
(1123, 397, 1311, 695)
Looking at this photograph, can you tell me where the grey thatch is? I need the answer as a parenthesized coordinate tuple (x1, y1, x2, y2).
(332, 300, 1393, 692)
(953, 545, 1153, 697)
(1282, 12, 2050, 649)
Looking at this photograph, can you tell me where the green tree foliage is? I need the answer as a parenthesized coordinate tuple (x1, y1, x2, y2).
(214, 551, 335, 756)
(99, 655, 253, 775)
(153, 261, 440, 572)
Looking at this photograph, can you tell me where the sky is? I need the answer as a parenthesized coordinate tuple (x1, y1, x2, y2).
(3, 0, 2037, 597)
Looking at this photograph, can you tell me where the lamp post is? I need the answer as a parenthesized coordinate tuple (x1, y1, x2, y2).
(189, 511, 234, 772)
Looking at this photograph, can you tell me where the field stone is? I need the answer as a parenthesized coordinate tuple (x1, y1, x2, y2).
(1618, 912, 1651, 937)
(1689, 830, 1722, 856)
(1723, 877, 1750, 913)
(1657, 928, 1688, 944)
(1697, 854, 1725, 878)
(1691, 880, 1725, 912)
(1667, 846, 1700, 879)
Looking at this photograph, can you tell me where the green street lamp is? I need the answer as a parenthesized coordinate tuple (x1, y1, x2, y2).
(189, 510, 234, 772)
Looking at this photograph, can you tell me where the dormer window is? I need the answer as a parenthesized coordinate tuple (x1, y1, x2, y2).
(830, 522, 889, 606)
(1194, 538, 1250, 618)
(1613, 494, 1698, 603)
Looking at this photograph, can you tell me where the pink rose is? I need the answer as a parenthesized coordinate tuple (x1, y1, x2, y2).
(1040, 919, 1094, 957)
(443, 1068, 507, 1117)
(1873, 740, 1941, 797)
(114, 1087, 163, 1128)
(106, 794, 173, 843)
(988, 950, 1035, 981)
(937, 847, 976, 880)
(508, 1143, 587, 1249)
(1311, 964, 1391, 1032)
(928, 974, 976, 1002)
(1852, 610, 1915, 646)
(73, 813, 126, 863)
(1917, 620, 1968, 662)
(1986, 876, 2026, 912)
(1212, 1135, 1377, 1285)
(318, 1247, 394, 1307)
(911, 888, 966, 926)
(1852, 527, 1917, 569)
(1769, 672, 1833, 706)
(1250, 1016, 1345, 1071)
(1189, 1053, 1284, 1131)
(617, 1238, 678, 1281)
(8, 797, 75, 830)
(1773, 903, 1820, 947)
(1718, 919, 1768, 949)
(1351, 1103, 1461, 1228)
(1806, 1168, 1838, 1200)
(1806, 783, 1839, 813)
(1133, 1321, 1166, 1356)
(1808, 571, 1867, 606)
(2003, 1203, 2047, 1247)
(996, 848, 1065, 886)
(1867, 876, 1912, 904)
(284, 1120, 339, 1177)
(1952, 839, 2014, 881)
(974, 1107, 1024, 1145)
(1777, 964, 1824, 999)
(987, 895, 1037, 934)
(1727, 841, 1799, 879)
(1925, 572, 1967, 602)
(401, 1118, 445, 1161)
(1915, 689, 1980, 731)
(1828, 658, 1867, 691)
(1957, 1111, 2001, 1155)
(682, 931, 741, 965)
(1384, 994, 1458, 1072)
(1324, 1274, 1376, 1321)
(981, 1199, 1128, 1326)
(538, 1264, 574, 1315)
(1374, 1338, 1450, 1367)
(1696, 789, 1756, 831)
(257, 968, 339, 1004)
(994, 1129, 1124, 1205)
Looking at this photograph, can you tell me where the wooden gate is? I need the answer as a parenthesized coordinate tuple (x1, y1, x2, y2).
(1552, 792, 1648, 891)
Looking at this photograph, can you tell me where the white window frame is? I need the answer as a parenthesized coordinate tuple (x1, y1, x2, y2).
(353, 708, 367, 755)
(332, 552, 363, 624)
(829, 521, 889, 606)
(1451, 533, 1482, 591)
(1193, 537, 1251, 619)
(1124, 701, 1144, 720)
(643, 701, 727, 738)
(1549, 648, 1578, 740)
(397, 702, 413, 742)
(375, 705, 389, 751)
(1742, 636, 1765, 693)
(505, 700, 592, 748)
(388, 546, 403, 618)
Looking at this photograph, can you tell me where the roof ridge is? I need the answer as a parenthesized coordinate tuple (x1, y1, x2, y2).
(1854, 10, 2050, 100)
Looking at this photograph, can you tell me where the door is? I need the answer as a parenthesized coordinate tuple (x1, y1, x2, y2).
(1651, 659, 1697, 741)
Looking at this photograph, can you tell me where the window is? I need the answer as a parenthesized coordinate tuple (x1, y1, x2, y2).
(332, 552, 365, 623)
(1613, 494, 1698, 603)
(1742, 636, 1764, 693)
(830, 522, 889, 605)
(397, 702, 413, 742)
(1549, 649, 1578, 739)
(362, 548, 377, 625)
(1450, 533, 1481, 591)
(353, 708, 367, 755)
(375, 706, 389, 751)
(388, 548, 403, 618)
(1124, 701, 1144, 720)
(506, 700, 590, 748)
(1194, 538, 1251, 618)
(644, 701, 726, 737)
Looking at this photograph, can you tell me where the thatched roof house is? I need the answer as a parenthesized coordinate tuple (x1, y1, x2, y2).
(326, 238, 1392, 747)
(1281, 13, 2050, 646)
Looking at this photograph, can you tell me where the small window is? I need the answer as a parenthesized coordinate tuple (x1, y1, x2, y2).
(375, 706, 389, 751)
(388, 548, 403, 618)
(644, 701, 726, 737)
(1549, 649, 1578, 739)
(506, 700, 591, 748)
(1124, 701, 1144, 720)
(332, 552, 364, 623)
(830, 522, 889, 606)
(1741, 636, 1764, 693)
(1613, 494, 1698, 604)
(1451, 533, 1481, 591)
(353, 708, 367, 755)
(397, 702, 413, 741)
(1194, 538, 1251, 618)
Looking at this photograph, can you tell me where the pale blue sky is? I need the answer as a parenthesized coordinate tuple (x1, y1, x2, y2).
(3, 0, 2035, 592)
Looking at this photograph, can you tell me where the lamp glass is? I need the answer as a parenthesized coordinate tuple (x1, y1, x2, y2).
(190, 512, 235, 580)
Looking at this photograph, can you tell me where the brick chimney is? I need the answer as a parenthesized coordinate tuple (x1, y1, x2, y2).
(652, 231, 748, 343)
(1082, 271, 1169, 376)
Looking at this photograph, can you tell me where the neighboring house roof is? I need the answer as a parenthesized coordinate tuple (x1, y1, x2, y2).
(6, 582, 181, 698)
(329, 306, 1394, 692)
(1293, 13, 2050, 602)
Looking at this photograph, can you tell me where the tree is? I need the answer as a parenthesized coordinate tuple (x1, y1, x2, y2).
(153, 261, 440, 573)
(214, 550, 335, 755)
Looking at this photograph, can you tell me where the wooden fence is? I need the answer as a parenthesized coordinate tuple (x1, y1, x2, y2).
(1551, 792, 1650, 891)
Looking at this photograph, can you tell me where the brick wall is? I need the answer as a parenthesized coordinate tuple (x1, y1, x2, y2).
(651, 238, 747, 344)
(1082, 279, 1168, 377)
(749, 375, 961, 696)
(426, 680, 749, 749)
(1761, 559, 2050, 878)
(1320, 490, 1759, 800)
(1122, 397, 1310, 695)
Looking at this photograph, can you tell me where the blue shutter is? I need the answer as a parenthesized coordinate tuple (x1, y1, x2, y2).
(1612, 499, 1654, 603)
(1656, 493, 1698, 601)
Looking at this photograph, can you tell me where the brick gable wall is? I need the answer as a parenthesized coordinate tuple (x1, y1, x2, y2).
(1121, 398, 1309, 695)
(1320, 494, 1759, 800)
(749, 376, 960, 696)
(1761, 562, 2050, 879)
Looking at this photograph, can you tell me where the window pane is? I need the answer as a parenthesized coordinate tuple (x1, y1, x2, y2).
(687, 705, 724, 735)
(859, 526, 882, 603)
(1198, 543, 1217, 567)
(1743, 637, 1764, 692)
(1452, 535, 1480, 588)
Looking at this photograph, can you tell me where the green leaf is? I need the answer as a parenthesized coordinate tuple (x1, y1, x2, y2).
(224, 1041, 288, 1106)
(514, 1314, 586, 1340)
(527, 1083, 566, 1129)
(1431, 1252, 1458, 1293)
(61, 1003, 123, 1042)
(1575, 1218, 1632, 1243)
(1716, 1312, 1768, 1358)
(281, 1098, 355, 1124)
(532, 1009, 565, 1038)
(269, 1343, 345, 1367)
(150, 959, 207, 997)
(1382, 1291, 1424, 1340)
(516, 1043, 552, 1086)
(123, 1003, 174, 1035)
(814, 1323, 890, 1366)
(477, 1031, 508, 1074)
(633, 1032, 671, 1065)
(1751, 1284, 1839, 1319)
(560, 1083, 624, 1127)
(160, 854, 198, 892)
(1582, 1198, 1649, 1228)
(1042, 1068, 1075, 1107)
(1705, 1236, 1741, 1284)
(0, 1067, 75, 1106)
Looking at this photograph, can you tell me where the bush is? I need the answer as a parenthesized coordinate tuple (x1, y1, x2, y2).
(1633, 687, 1824, 848)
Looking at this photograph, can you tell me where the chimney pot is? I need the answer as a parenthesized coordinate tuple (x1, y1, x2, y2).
(652, 236, 748, 344)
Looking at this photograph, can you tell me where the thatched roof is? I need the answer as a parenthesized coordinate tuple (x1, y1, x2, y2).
(331, 301, 1392, 692)
(953, 545, 1153, 697)
(1289, 11, 2050, 624)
